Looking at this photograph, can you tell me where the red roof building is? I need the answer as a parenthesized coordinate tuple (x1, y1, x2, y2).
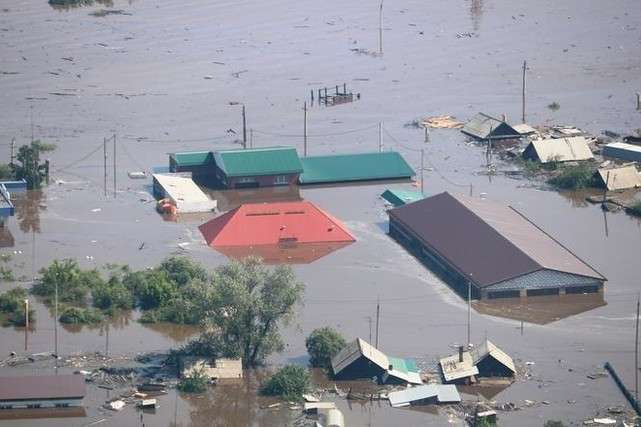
(199, 201, 355, 263)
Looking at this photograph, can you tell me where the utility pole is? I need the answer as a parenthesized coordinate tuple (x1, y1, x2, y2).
(378, 0, 384, 55)
(420, 149, 424, 194)
(24, 299, 29, 351)
(378, 121, 383, 152)
(375, 297, 380, 348)
(522, 60, 527, 123)
(635, 294, 640, 403)
(367, 316, 372, 343)
(112, 134, 116, 198)
(303, 102, 308, 157)
(467, 281, 472, 347)
(54, 281, 58, 357)
(10, 138, 15, 166)
(103, 137, 107, 197)
(30, 105, 34, 143)
(250, 128, 254, 149)
(242, 105, 247, 149)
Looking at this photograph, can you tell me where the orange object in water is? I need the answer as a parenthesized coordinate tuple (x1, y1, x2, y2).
(161, 203, 177, 215)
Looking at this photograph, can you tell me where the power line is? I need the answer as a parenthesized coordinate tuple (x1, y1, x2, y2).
(53, 141, 105, 172)
(253, 123, 379, 138)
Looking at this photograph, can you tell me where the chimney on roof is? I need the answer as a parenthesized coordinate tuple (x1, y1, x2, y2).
(459, 345, 464, 363)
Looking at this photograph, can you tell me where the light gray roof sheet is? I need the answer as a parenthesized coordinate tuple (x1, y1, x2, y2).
(528, 137, 594, 163)
(471, 340, 516, 374)
(331, 338, 388, 375)
(388, 384, 461, 407)
(597, 166, 641, 191)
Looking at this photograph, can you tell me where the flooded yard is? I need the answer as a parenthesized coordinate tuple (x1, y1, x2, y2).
(0, 0, 640, 425)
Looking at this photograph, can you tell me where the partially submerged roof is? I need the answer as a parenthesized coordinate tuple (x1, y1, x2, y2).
(461, 113, 520, 140)
(153, 174, 217, 213)
(213, 146, 303, 177)
(385, 357, 422, 385)
(388, 384, 461, 407)
(526, 137, 594, 163)
(439, 351, 479, 382)
(170, 151, 215, 167)
(596, 166, 641, 191)
(381, 189, 424, 207)
(389, 192, 604, 288)
(0, 375, 86, 401)
(181, 357, 243, 379)
(512, 123, 537, 135)
(602, 142, 641, 162)
(471, 340, 516, 374)
(299, 152, 415, 185)
(199, 201, 355, 248)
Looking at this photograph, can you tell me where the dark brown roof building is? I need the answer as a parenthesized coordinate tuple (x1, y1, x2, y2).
(0, 375, 86, 409)
(388, 192, 605, 299)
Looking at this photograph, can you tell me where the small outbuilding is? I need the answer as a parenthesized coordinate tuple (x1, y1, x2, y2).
(461, 113, 521, 141)
(299, 152, 415, 185)
(213, 146, 303, 189)
(522, 137, 594, 163)
(0, 374, 85, 409)
(152, 174, 217, 213)
(602, 142, 641, 163)
(595, 165, 641, 191)
(388, 384, 461, 407)
(179, 357, 243, 380)
(439, 340, 515, 384)
(331, 338, 422, 385)
(0, 180, 26, 227)
(381, 189, 424, 207)
(169, 151, 215, 175)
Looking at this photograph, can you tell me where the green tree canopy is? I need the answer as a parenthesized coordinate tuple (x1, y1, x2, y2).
(34, 259, 104, 304)
(261, 365, 311, 401)
(305, 327, 346, 368)
(14, 140, 55, 189)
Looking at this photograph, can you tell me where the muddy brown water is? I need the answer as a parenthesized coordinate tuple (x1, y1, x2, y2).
(1, 0, 641, 425)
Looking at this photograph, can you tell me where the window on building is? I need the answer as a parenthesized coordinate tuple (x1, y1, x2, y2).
(26, 404, 41, 409)
(238, 177, 256, 183)
(55, 403, 70, 408)
(274, 175, 289, 185)
(0, 405, 13, 410)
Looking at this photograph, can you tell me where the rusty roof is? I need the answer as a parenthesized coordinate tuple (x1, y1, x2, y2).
(388, 192, 604, 287)
(0, 375, 86, 401)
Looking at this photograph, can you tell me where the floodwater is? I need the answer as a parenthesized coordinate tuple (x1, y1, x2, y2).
(0, 0, 640, 425)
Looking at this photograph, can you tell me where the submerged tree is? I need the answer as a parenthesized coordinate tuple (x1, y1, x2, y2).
(14, 140, 55, 189)
(198, 257, 304, 367)
(305, 327, 346, 369)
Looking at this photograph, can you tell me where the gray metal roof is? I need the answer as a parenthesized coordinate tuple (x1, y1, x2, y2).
(526, 137, 594, 163)
(461, 113, 520, 140)
(331, 338, 388, 376)
(471, 340, 516, 374)
(439, 351, 479, 382)
(388, 384, 461, 407)
(597, 166, 641, 191)
(485, 269, 603, 292)
(389, 192, 605, 288)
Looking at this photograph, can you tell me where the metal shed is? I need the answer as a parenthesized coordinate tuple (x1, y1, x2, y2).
(299, 152, 415, 185)
(523, 137, 594, 163)
(461, 113, 521, 140)
(169, 151, 215, 174)
(388, 192, 606, 299)
(388, 384, 461, 407)
(602, 142, 641, 163)
(152, 174, 217, 213)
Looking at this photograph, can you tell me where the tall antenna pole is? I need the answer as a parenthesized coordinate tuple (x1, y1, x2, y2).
(378, 121, 383, 152)
(378, 0, 384, 55)
(522, 60, 527, 123)
(242, 105, 247, 149)
(467, 281, 472, 347)
(112, 134, 116, 198)
(375, 297, 380, 348)
(303, 102, 308, 157)
(634, 296, 640, 402)
(103, 138, 107, 197)
(420, 149, 424, 194)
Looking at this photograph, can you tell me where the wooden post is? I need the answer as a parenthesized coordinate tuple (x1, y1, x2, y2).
(311, 90, 314, 103)
(250, 128, 254, 149)
(303, 102, 308, 157)
(343, 83, 346, 94)
(45, 159, 49, 185)
(242, 105, 247, 149)
(636, 294, 640, 404)
(112, 134, 116, 198)
(467, 281, 472, 347)
(103, 137, 107, 197)
(318, 89, 321, 104)
(469, 183, 473, 197)
(335, 85, 339, 94)
(54, 281, 58, 357)
(603, 171, 610, 203)
(375, 297, 380, 348)
(424, 126, 429, 143)
(637, 93, 640, 111)
(420, 149, 424, 194)
(522, 60, 527, 123)
(379, 0, 384, 55)
(24, 299, 28, 351)
(10, 138, 15, 166)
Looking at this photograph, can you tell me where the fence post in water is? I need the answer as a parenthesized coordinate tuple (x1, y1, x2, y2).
(311, 90, 314, 103)
(343, 83, 346, 94)
(522, 60, 527, 123)
(637, 93, 640, 111)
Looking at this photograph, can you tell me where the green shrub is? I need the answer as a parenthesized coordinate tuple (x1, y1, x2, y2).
(157, 256, 208, 287)
(305, 327, 346, 368)
(34, 259, 105, 304)
(543, 421, 566, 427)
(261, 365, 311, 401)
(59, 306, 103, 324)
(547, 164, 595, 190)
(177, 369, 208, 393)
(0, 288, 35, 326)
(123, 270, 177, 310)
(0, 266, 14, 282)
(92, 277, 134, 310)
(628, 201, 641, 217)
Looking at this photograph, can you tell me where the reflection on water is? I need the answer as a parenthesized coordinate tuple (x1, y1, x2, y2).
(473, 293, 607, 325)
(60, 309, 133, 334)
(48, 0, 114, 11)
(459, 381, 512, 400)
(13, 190, 45, 234)
(469, 0, 484, 32)
(201, 185, 302, 212)
(141, 321, 198, 343)
(0, 227, 14, 248)
(214, 242, 354, 264)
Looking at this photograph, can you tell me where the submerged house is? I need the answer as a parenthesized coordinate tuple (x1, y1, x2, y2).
(169, 151, 215, 175)
(331, 338, 422, 385)
(461, 113, 521, 141)
(299, 152, 415, 185)
(0, 180, 26, 227)
(198, 201, 355, 263)
(152, 174, 217, 213)
(388, 192, 606, 299)
(595, 165, 641, 191)
(439, 340, 515, 384)
(387, 384, 461, 407)
(602, 142, 641, 163)
(522, 137, 594, 163)
(179, 357, 243, 380)
(0, 375, 85, 409)
(381, 189, 424, 207)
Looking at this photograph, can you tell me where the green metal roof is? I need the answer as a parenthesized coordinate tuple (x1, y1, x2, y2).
(381, 189, 424, 207)
(170, 151, 214, 167)
(387, 356, 419, 374)
(214, 146, 303, 177)
(299, 152, 415, 184)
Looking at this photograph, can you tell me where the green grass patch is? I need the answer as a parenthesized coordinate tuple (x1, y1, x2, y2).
(547, 163, 595, 190)
(59, 306, 103, 324)
(177, 369, 208, 393)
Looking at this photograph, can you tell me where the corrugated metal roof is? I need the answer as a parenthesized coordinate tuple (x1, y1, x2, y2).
(199, 201, 355, 247)
(526, 137, 594, 163)
(331, 338, 389, 375)
(389, 384, 461, 405)
(471, 340, 516, 374)
(381, 189, 424, 207)
(0, 375, 86, 401)
(597, 166, 641, 191)
(214, 146, 303, 177)
(439, 351, 479, 382)
(299, 152, 415, 184)
(513, 124, 537, 135)
(461, 113, 520, 140)
(602, 142, 641, 163)
(170, 151, 214, 167)
(389, 192, 604, 288)
(153, 174, 217, 213)
(385, 357, 422, 385)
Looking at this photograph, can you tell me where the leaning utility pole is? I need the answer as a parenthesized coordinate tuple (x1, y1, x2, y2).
(522, 60, 527, 123)
(303, 102, 308, 157)
(375, 297, 381, 348)
(103, 138, 107, 197)
(242, 105, 247, 149)
(467, 281, 472, 347)
(112, 134, 116, 198)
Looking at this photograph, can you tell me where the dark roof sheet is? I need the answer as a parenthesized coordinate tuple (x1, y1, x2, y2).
(461, 113, 520, 140)
(0, 375, 86, 401)
(388, 192, 604, 287)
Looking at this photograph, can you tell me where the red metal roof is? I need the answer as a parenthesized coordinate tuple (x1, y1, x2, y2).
(199, 201, 355, 248)
(0, 375, 86, 401)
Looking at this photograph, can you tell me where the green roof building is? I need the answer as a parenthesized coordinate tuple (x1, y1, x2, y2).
(381, 188, 424, 207)
(169, 151, 215, 173)
(299, 152, 415, 185)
